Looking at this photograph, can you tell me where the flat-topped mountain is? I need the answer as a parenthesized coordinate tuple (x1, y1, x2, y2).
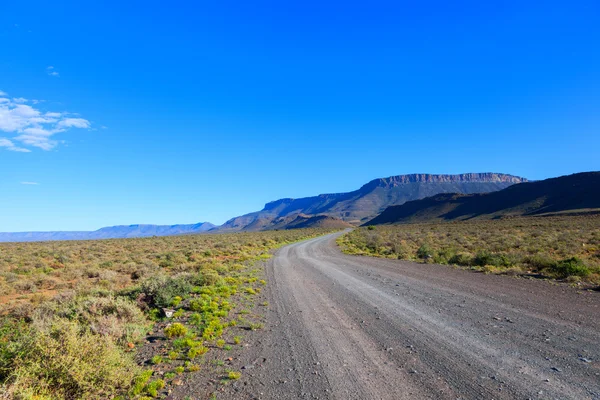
(0, 222, 216, 243)
(216, 173, 526, 231)
(366, 172, 600, 225)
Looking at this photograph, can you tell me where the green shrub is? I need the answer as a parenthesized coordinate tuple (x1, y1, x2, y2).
(164, 322, 187, 338)
(187, 345, 208, 359)
(34, 291, 149, 344)
(129, 274, 194, 309)
(151, 355, 163, 365)
(433, 248, 456, 264)
(145, 379, 165, 397)
(171, 296, 183, 307)
(3, 318, 139, 399)
(416, 244, 433, 260)
(473, 251, 513, 267)
(164, 372, 176, 380)
(548, 257, 591, 278)
(130, 369, 153, 396)
(525, 254, 557, 271)
(228, 371, 241, 380)
(448, 253, 473, 266)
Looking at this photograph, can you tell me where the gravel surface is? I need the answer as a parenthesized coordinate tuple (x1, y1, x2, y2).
(219, 231, 600, 400)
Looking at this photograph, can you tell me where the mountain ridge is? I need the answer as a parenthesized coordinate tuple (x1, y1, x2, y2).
(0, 222, 216, 243)
(365, 172, 600, 225)
(215, 172, 527, 231)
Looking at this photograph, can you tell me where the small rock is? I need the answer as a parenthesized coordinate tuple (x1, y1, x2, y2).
(579, 357, 592, 363)
(551, 367, 562, 372)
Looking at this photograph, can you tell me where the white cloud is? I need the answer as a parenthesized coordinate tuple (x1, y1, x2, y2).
(0, 93, 90, 152)
(0, 138, 31, 152)
(0, 90, 7, 96)
(21, 181, 39, 185)
(47, 66, 59, 77)
(56, 118, 90, 129)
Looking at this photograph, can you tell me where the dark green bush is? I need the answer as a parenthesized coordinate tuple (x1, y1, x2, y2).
(473, 251, 513, 267)
(448, 253, 473, 266)
(547, 257, 590, 278)
(127, 274, 195, 309)
(433, 248, 456, 264)
(417, 244, 433, 260)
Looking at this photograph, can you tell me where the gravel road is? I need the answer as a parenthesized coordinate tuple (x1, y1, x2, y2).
(224, 231, 600, 400)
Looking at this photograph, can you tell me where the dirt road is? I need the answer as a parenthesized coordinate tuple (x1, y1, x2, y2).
(224, 232, 600, 399)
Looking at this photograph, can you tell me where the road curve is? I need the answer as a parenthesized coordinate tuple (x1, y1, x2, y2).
(228, 231, 600, 400)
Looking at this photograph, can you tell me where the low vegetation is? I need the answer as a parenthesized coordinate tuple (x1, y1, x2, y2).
(338, 215, 600, 285)
(0, 229, 334, 399)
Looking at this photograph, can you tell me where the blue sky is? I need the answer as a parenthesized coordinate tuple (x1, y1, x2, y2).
(1, 1, 599, 231)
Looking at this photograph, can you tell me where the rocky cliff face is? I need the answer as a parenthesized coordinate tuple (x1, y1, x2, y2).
(361, 173, 527, 190)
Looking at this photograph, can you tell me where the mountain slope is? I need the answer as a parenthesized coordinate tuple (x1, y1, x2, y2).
(270, 214, 354, 230)
(366, 172, 600, 225)
(0, 222, 216, 243)
(216, 173, 526, 231)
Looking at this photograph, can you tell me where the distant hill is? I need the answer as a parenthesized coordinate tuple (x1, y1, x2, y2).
(215, 173, 526, 231)
(0, 222, 216, 243)
(366, 172, 600, 225)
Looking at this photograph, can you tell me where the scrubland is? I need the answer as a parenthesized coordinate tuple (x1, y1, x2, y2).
(338, 215, 600, 285)
(0, 229, 333, 399)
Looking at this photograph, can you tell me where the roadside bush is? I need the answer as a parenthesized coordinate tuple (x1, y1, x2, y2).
(32, 290, 148, 344)
(433, 248, 456, 264)
(2, 318, 139, 399)
(547, 257, 591, 279)
(390, 242, 408, 259)
(448, 253, 473, 266)
(525, 254, 557, 271)
(364, 233, 383, 252)
(127, 274, 195, 309)
(164, 322, 188, 338)
(416, 244, 433, 260)
(473, 251, 513, 268)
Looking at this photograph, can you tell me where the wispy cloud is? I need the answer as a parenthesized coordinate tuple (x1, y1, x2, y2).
(0, 92, 90, 152)
(20, 181, 39, 185)
(0, 138, 31, 152)
(47, 66, 59, 77)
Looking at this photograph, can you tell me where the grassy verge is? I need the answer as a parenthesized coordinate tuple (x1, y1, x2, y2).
(0, 229, 335, 399)
(337, 215, 600, 285)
